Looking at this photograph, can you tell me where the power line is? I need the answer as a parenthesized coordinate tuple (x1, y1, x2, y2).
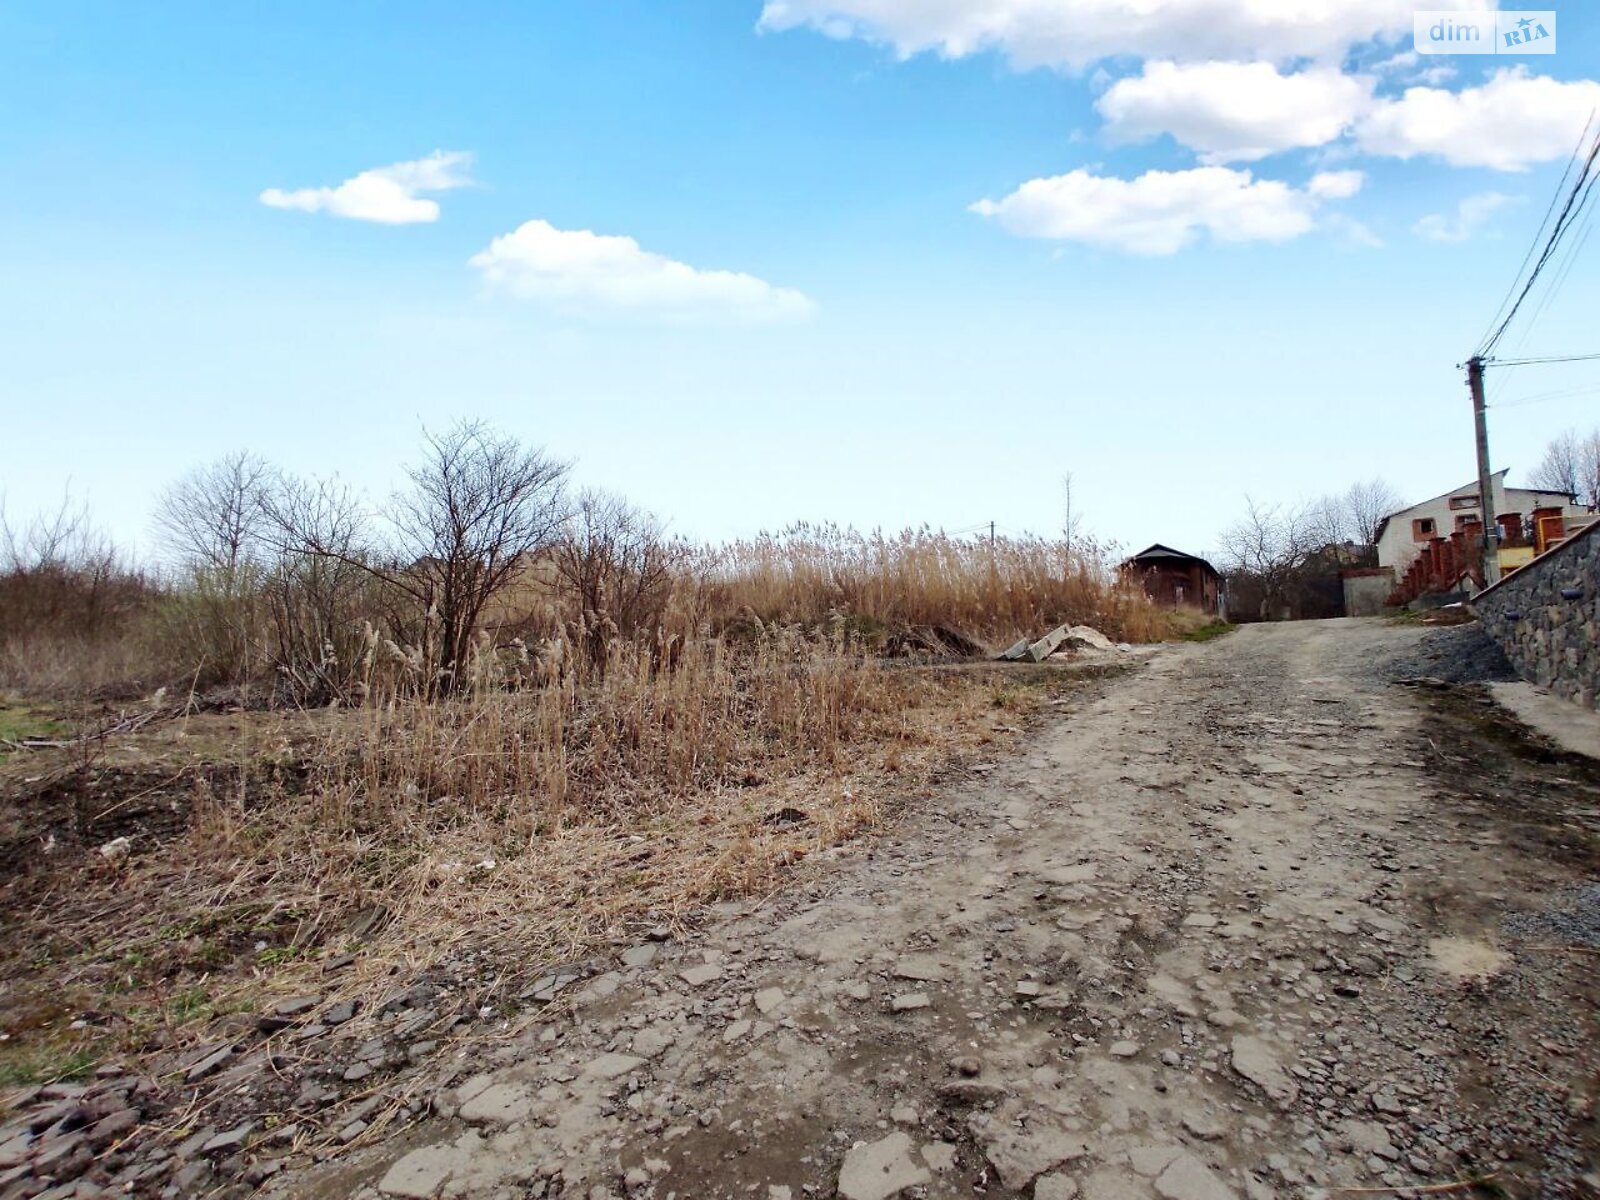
(1477, 117, 1600, 357)
(1493, 383, 1600, 409)
(1476, 115, 1592, 352)
(1488, 351, 1600, 367)
(1516, 184, 1598, 342)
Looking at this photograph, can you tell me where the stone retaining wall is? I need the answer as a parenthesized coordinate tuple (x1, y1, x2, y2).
(1472, 519, 1600, 709)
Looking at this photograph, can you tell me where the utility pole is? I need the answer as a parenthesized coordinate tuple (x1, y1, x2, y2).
(989, 521, 995, 548)
(1467, 355, 1500, 588)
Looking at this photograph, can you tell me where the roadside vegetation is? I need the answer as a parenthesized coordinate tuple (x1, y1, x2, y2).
(1177, 620, 1235, 643)
(0, 420, 1205, 1106)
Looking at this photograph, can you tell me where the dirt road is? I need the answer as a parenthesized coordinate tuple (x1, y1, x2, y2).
(292, 619, 1600, 1200)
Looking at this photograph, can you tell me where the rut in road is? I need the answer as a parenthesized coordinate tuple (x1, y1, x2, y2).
(287, 619, 1600, 1200)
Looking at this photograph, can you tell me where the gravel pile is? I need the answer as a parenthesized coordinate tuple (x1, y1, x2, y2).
(1384, 621, 1516, 684)
(1504, 882, 1600, 948)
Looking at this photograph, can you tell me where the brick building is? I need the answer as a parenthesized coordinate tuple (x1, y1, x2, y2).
(1121, 544, 1223, 615)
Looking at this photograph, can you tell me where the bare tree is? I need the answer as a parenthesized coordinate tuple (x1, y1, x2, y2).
(1306, 494, 1353, 549)
(1530, 429, 1600, 507)
(1061, 473, 1083, 551)
(2, 492, 100, 571)
(1298, 479, 1400, 553)
(153, 451, 273, 571)
(395, 423, 570, 689)
(1530, 431, 1581, 498)
(554, 490, 681, 669)
(1342, 478, 1403, 546)
(258, 474, 382, 703)
(269, 421, 570, 694)
(1217, 498, 1317, 620)
(1583, 432, 1600, 510)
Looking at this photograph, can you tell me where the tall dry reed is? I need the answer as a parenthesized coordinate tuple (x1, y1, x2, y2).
(316, 627, 890, 834)
(687, 525, 1172, 646)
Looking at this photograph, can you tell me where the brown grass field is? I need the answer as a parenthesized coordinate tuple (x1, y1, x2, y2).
(0, 510, 1213, 1165)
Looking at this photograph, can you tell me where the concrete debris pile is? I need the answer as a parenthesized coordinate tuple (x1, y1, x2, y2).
(996, 624, 1129, 663)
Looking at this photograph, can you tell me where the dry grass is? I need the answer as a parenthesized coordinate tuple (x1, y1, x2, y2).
(0, 632, 1097, 1100)
(0, 518, 1191, 1145)
(0, 633, 172, 701)
(227, 630, 933, 979)
(687, 527, 1177, 646)
(0, 517, 1188, 703)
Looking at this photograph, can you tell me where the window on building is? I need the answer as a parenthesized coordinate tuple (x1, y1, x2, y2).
(1411, 517, 1436, 540)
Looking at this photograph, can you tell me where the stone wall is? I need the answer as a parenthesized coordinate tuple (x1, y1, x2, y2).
(1472, 520, 1600, 709)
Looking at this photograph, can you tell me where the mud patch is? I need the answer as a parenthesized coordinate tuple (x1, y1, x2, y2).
(1410, 682, 1600, 868)
(1427, 936, 1509, 981)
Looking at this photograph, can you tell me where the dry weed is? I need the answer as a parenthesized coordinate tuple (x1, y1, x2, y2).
(2, 635, 1080, 1099)
(687, 526, 1177, 647)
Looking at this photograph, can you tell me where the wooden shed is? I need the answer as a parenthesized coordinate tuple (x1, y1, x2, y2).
(1121, 544, 1222, 614)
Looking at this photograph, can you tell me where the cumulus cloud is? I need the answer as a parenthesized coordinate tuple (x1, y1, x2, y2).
(1097, 61, 1373, 162)
(1306, 169, 1364, 200)
(1414, 192, 1518, 242)
(759, 4, 1600, 179)
(261, 151, 473, 224)
(1357, 69, 1600, 170)
(468, 220, 814, 320)
(757, 0, 1485, 68)
(1093, 61, 1598, 172)
(970, 166, 1362, 255)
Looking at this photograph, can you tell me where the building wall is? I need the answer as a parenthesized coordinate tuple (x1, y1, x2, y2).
(1343, 568, 1395, 617)
(1472, 521, 1600, 710)
(1131, 563, 1220, 614)
(1376, 479, 1581, 572)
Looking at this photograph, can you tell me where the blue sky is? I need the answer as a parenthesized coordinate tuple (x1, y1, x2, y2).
(3, 2, 1599, 561)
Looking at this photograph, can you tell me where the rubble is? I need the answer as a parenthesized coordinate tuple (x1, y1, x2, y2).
(995, 623, 1127, 662)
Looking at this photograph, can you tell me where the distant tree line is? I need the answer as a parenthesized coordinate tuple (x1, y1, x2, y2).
(3, 421, 682, 704)
(1528, 428, 1600, 509)
(1215, 479, 1401, 621)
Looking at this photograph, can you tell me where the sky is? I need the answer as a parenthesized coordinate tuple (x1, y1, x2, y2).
(3, 1, 1599, 563)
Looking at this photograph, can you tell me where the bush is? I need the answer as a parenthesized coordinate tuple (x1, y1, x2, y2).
(0, 501, 166, 698)
(4, 429, 1181, 704)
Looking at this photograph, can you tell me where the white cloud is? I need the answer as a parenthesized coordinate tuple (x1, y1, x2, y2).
(970, 166, 1362, 255)
(1307, 169, 1364, 200)
(757, 0, 1488, 68)
(1092, 61, 1600, 172)
(261, 151, 473, 224)
(1097, 61, 1373, 163)
(469, 220, 814, 320)
(1357, 69, 1600, 170)
(1373, 50, 1417, 74)
(1414, 192, 1517, 241)
(1371, 50, 1456, 86)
